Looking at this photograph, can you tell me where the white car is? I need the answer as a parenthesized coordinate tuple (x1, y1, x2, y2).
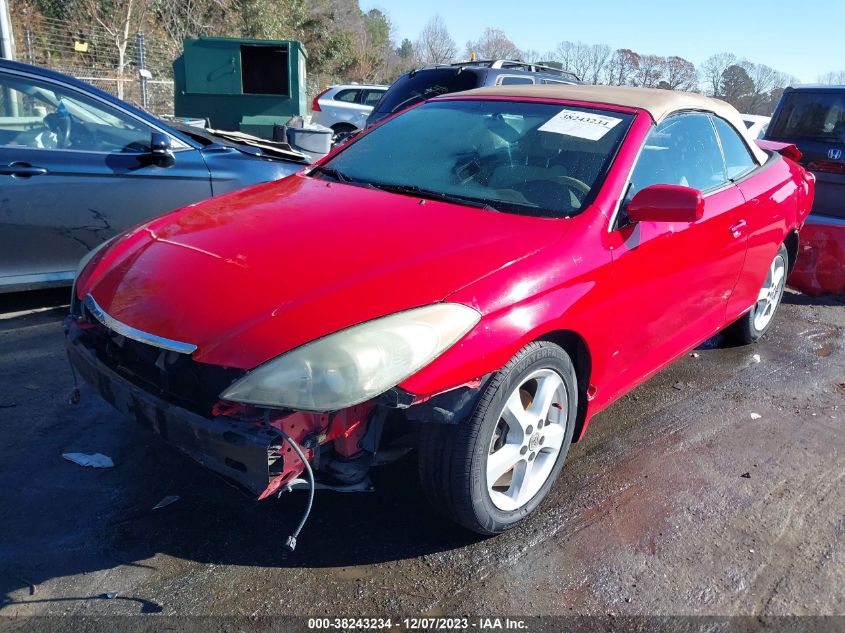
(310, 84, 388, 139)
(742, 114, 771, 139)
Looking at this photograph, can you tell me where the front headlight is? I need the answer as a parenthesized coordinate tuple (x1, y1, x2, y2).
(220, 303, 481, 411)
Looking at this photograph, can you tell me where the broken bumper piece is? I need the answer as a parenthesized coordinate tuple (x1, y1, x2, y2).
(65, 321, 276, 496)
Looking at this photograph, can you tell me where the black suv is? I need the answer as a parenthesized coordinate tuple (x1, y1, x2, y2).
(366, 60, 581, 128)
(765, 85, 845, 220)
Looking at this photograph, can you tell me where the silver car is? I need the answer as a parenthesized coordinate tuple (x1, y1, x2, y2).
(310, 84, 388, 140)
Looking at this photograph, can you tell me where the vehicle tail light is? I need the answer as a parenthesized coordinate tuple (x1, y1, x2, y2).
(807, 160, 845, 175)
(311, 89, 330, 112)
(756, 139, 802, 162)
(778, 144, 802, 163)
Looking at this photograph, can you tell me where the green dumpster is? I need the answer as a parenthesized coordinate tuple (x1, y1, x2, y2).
(173, 37, 307, 139)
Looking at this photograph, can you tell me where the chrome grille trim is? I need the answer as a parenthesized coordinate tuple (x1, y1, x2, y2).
(83, 293, 197, 355)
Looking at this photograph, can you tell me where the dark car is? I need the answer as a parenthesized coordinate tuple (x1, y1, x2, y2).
(365, 59, 581, 128)
(0, 59, 307, 293)
(765, 85, 845, 220)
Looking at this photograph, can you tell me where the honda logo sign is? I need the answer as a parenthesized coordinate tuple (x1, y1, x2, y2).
(829, 148, 843, 160)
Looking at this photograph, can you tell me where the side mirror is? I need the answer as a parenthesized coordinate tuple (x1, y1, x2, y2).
(150, 132, 174, 166)
(627, 184, 704, 224)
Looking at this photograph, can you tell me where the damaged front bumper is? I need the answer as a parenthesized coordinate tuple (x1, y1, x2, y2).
(66, 319, 279, 496)
(65, 311, 492, 499)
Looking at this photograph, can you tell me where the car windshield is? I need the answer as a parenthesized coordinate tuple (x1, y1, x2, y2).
(323, 99, 633, 218)
(372, 68, 481, 114)
(769, 91, 845, 143)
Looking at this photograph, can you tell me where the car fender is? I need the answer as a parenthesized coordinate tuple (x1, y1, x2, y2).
(398, 211, 613, 438)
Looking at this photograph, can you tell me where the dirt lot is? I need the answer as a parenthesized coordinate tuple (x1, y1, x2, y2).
(0, 288, 843, 622)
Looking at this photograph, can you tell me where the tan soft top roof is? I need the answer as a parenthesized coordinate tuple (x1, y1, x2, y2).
(456, 84, 767, 164)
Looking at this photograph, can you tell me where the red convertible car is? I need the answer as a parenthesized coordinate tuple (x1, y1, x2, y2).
(66, 85, 814, 540)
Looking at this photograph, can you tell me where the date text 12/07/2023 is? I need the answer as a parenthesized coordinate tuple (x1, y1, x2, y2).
(306, 617, 529, 630)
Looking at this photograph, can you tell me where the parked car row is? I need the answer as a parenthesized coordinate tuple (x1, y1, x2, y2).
(310, 60, 582, 141)
(365, 59, 582, 128)
(67, 82, 814, 538)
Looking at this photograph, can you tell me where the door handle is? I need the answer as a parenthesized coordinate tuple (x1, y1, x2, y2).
(0, 162, 48, 178)
(729, 220, 747, 238)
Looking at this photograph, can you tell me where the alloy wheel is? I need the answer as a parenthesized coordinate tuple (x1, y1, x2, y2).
(753, 252, 786, 332)
(486, 368, 568, 511)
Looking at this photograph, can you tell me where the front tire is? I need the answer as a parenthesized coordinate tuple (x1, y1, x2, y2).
(725, 243, 788, 345)
(418, 341, 577, 535)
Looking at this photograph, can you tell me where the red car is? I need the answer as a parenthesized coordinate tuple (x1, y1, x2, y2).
(66, 85, 814, 540)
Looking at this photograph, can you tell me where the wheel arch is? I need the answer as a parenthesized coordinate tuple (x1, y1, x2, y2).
(536, 329, 592, 443)
(783, 229, 799, 275)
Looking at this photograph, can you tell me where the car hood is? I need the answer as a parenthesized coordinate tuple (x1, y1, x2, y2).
(78, 175, 566, 369)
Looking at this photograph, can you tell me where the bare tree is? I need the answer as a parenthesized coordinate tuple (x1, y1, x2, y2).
(604, 48, 640, 86)
(700, 52, 737, 96)
(521, 48, 542, 63)
(82, 0, 151, 99)
(661, 56, 697, 91)
(818, 70, 845, 84)
(414, 14, 456, 64)
(548, 40, 593, 80)
(465, 27, 521, 60)
(740, 61, 783, 113)
(568, 42, 592, 81)
(551, 41, 575, 73)
(634, 54, 663, 88)
(155, 0, 231, 55)
(586, 43, 611, 84)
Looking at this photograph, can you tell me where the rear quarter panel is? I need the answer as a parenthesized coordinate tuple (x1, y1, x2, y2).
(728, 155, 812, 320)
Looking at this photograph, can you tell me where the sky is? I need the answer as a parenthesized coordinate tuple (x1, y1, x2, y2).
(361, 0, 845, 83)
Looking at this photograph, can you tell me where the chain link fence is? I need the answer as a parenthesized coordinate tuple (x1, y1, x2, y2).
(12, 15, 176, 116)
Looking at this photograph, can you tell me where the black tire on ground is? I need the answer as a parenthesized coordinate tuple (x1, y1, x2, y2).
(417, 341, 578, 535)
(724, 243, 789, 345)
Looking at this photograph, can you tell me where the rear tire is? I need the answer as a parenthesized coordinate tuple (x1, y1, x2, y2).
(725, 243, 788, 345)
(418, 341, 577, 535)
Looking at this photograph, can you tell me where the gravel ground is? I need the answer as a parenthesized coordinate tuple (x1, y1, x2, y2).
(0, 288, 843, 624)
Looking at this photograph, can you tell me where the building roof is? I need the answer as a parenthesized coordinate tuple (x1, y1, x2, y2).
(456, 84, 767, 164)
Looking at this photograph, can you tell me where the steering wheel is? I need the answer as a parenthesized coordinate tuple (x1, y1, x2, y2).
(554, 176, 591, 202)
(43, 110, 72, 148)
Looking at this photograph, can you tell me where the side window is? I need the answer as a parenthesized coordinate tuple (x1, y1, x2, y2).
(498, 76, 534, 85)
(333, 89, 360, 103)
(629, 112, 728, 196)
(361, 89, 384, 107)
(542, 79, 567, 85)
(0, 72, 156, 152)
(713, 116, 758, 180)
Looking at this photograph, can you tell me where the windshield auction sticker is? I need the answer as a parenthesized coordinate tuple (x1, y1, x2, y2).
(538, 109, 623, 140)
